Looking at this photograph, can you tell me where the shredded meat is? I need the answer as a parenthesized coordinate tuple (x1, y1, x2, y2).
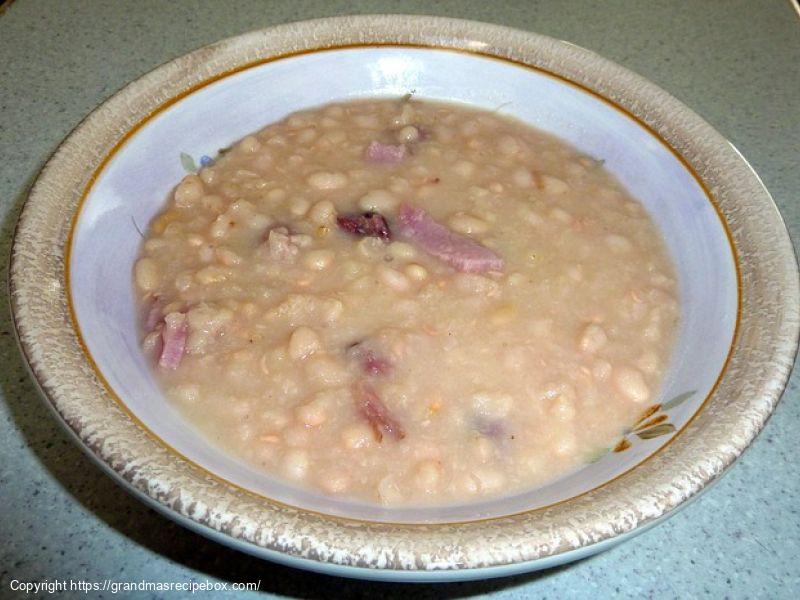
(353, 381, 405, 442)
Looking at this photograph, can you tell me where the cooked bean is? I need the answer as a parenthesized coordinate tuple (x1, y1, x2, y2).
(396, 125, 420, 143)
(404, 263, 428, 281)
(303, 249, 335, 271)
(377, 266, 411, 292)
(308, 171, 348, 190)
(135, 258, 160, 291)
(287, 327, 320, 361)
(358, 189, 398, 213)
(448, 212, 489, 235)
(387, 241, 416, 261)
(579, 323, 608, 353)
(174, 175, 205, 207)
(309, 199, 337, 225)
(615, 366, 650, 403)
(282, 449, 310, 479)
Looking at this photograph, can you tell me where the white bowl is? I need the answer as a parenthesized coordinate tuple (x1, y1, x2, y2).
(10, 15, 799, 581)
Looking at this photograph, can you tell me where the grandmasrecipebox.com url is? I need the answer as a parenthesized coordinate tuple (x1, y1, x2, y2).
(8, 579, 261, 594)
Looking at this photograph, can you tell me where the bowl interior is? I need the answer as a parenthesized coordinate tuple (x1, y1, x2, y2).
(69, 46, 737, 523)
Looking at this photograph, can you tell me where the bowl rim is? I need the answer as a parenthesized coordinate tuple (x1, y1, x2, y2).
(9, 14, 800, 576)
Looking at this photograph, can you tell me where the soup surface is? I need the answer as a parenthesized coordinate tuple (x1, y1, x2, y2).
(135, 98, 679, 505)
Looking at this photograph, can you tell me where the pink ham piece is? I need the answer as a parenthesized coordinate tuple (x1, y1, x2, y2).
(336, 212, 392, 241)
(158, 312, 188, 370)
(347, 343, 393, 376)
(364, 141, 406, 164)
(397, 204, 504, 273)
(353, 382, 405, 443)
(361, 350, 393, 377)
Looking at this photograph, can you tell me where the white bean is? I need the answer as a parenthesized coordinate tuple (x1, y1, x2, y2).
(198, 244, 214, 263)
(288, 326, 321, 360)
(319, 471, 350, 494)
(303, 249, 334, 271)
(358, 189, 398, 213)
(414, 459, 442, 493)
(307, 171, 348, 190)
(615, 366, 650, 403)
(541, 174, 570, 195)
(195, 265, 228, 284)
(341, 423, 373, 450)
(378, 475, 404, 504)
(472, 468, 506, 492)
(215, 247, 241, 267)
(308, 200, 337, 225)
(296, 128, 317, 144)
(392, 103, 414, 127)
(170, 384, 200, 404)
(377, 266, 411, 292)
(320, 298, 343, 323)
(238, 135, 261, 153)
(472, 436, 494, 462)
(387, 242, 416, 261)
(201, 194, 224, 213)
(306, 356, 350, 385)
(579, 324, 608, 353)
(134, 258, 160, 291)
(404, 263, 428, 281)
(593, 359, 612, 381)
(448, 213, 489, 235)
(174, 174, 204, 207)
(266, 188, 286, 202)
(296, 395, 329, 427)
(472, 392, 513, 418)
(354, 114, 380, 129)
(497, 135, 520, 155)
(396, 125, 419, 143)
(606, 234, 633, 253)
(289, 197, 310, 217)
(283, 425, 310, 447)
(549, 207, 572, 224)
(554, 433, 577, 456)
(282, 449, 310, 479)
(199, 168, 217, 186)
(453, 160, 476, 177)
(512, 168, 533, 188)
(357, 237, 384, 258)
(551, 396, 576, 422)
(174, 272, 193, 292)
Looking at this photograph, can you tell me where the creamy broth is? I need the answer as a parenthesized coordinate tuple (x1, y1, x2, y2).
(135, 98, 679, 505)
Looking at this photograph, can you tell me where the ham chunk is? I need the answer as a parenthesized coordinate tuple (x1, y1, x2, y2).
(336, 212, 392, 241)
(364, 141, 406, 164)
(159, 312, 188, 370)
(347, 342, 393, 376)
(354, 382, 405, 442)
(397, 204, 504, 273)
(266, 227, 299, 261)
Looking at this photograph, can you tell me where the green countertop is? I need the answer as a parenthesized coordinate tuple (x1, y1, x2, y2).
(1, 1, 798, 598)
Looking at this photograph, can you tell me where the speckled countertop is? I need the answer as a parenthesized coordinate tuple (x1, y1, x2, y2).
(1, 1, 798, 598)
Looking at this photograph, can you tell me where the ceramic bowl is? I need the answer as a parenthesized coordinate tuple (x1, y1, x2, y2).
(10, 15, 799, 581)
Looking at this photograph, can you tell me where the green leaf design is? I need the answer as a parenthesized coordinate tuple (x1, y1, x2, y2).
(636, 423, 676, 440)
(587, 447, 611, 464)
(661, 391, 695, 412)
(180, 152, 197, 173)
